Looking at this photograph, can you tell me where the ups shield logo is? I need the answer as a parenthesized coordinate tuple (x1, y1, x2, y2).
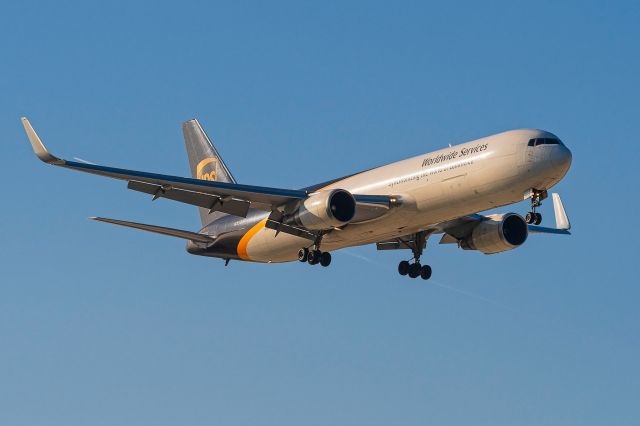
(196, 157, 218, 181)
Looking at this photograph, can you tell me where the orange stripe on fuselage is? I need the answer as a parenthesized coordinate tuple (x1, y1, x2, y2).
(237, 218, 268, 261)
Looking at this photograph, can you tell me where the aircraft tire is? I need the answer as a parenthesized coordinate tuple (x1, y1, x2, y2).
(525, 212, 534, 224)
(320, 252, 331, 267)
(420, 265, 432, 280)
(534, 212, 542, 225)
(408, 263, 421, 278)
(398, 261, 410, 276)
(307, 250, 320, 265)
(298, 248, 308, 262)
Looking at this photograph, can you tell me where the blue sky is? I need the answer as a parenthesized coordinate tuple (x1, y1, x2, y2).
(1, 1, 639, 425)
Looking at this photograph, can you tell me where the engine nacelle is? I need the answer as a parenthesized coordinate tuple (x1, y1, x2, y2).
(286, 189, 356, 230)
(460, 213, 528, 254)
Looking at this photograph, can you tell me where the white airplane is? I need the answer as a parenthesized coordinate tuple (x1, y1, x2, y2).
(22, 117, 572, 280)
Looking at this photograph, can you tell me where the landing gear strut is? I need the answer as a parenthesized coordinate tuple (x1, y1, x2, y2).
(397, 231, 432, 280)
(525, 189, 547, 225)
(298, 235, 332, 267)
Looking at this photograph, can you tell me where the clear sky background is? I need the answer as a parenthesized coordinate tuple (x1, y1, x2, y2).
(1, 1, 639, 425)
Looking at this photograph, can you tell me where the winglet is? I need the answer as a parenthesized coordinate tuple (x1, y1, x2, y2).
(21, 117, 62, 164)
(552, 193, 571, 230)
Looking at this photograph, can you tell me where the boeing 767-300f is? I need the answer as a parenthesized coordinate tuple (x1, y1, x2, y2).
(22, 117, 572, 280)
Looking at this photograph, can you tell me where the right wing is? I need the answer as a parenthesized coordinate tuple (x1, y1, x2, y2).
(378, 193, 572, 249)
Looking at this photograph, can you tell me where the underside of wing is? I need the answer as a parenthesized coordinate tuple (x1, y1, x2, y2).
(22, 117, 307, 214)
(436, 193, 572, 244)
(22, 117, 400, 240)
(378, 198, 571, 254)
(127, 180, 252, 217)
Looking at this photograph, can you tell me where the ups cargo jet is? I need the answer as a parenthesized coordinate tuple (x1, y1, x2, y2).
(22, 117, 572, 280)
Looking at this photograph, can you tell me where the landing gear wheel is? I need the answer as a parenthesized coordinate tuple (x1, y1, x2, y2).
(525, 212, 534, 224)
(398, 260, 410, 276)
(408, 262, 421, 279)
(320, 252, 332, 267)
(298, 248, 309, 262)
(534, 212, 542, 225)
(420, 265, 432, 280)
(307, 250, 321, 265)
(394, 231, 434, 280)
(526, 189, 547, 225)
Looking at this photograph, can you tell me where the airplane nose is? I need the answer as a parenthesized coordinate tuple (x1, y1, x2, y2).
(552, 144, 572, 174)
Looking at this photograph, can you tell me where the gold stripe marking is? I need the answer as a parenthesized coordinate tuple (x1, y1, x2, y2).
(237, 218, 268, 261)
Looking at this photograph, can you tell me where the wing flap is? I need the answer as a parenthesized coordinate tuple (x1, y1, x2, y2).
(527, 225, 571, 235)
(127, 180, 251, 217)
(264, 219, 315, 240)
(376, 234, 427, 251)
(376, 240, 413, 250)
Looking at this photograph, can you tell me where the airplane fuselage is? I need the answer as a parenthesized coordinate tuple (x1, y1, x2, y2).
(189, 129, 572, 263)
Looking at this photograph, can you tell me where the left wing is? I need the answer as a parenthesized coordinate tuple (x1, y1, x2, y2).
(22, 118, 395, 223)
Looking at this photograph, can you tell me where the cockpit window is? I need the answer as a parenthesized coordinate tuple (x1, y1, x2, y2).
(528, 138, 561, 146)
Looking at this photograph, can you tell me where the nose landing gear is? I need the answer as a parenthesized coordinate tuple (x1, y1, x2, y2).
(525, 211, 542, 225)
(397, 231, 432, 280)
(525, 189, 547, 225)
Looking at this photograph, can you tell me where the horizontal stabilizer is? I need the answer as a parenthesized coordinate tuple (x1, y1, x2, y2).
(90, 217, 215, 243)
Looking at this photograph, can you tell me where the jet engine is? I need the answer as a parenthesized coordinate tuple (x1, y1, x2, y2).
(460, 213, 528, 254)
(286, 189, 356, 230)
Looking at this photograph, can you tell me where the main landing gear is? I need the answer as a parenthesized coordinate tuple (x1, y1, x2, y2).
(397, 231, 432, 280)
(299, 233, 331, 267)
(298, 248, 332, 267)
(525, 189, 547, 225)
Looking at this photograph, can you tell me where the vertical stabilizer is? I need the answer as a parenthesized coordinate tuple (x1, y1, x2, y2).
(183, 119, 237, 227)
